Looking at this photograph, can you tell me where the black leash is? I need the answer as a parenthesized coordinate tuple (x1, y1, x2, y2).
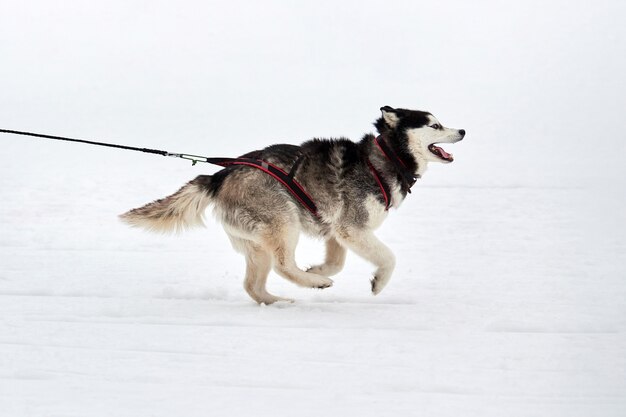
(0, 128, 319, 217)
(0, 128, 212, 165)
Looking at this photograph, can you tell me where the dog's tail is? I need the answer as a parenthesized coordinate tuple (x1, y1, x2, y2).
(119, 175, 215, 233)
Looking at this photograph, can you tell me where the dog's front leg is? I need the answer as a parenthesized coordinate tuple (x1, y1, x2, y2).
(307, 237, 347, 277)
(336, 229, 396, 295)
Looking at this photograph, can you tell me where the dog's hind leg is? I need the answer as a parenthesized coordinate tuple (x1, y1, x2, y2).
(307, 237, 347, 277)
(336, 228, 396, 295)
(229, 235, 293, 304)
(244, 244, 295, 305)
(265, 226, 333, 289)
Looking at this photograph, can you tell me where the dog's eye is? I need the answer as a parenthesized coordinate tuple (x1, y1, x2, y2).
(430, 124, 441, 129)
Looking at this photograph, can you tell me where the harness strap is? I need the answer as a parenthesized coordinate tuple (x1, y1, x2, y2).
(374, 135, 418, 193)
(288, 154, 306, 179)
(205, 157, 319, 218)
(367, 159, 391, 211)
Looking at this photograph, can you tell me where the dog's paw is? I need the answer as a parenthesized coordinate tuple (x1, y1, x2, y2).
(310, 276, 334, 289)
(371, 277, 383, 295)
(254, 294, 295, 305)
(370, 262, 394, 295)
(371, 271, 392, 295)
(261, 296, 295, 305)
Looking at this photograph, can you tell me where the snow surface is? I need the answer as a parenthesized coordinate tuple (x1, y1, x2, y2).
(1, 174, 625, 417)
(1, 1, 625, 416)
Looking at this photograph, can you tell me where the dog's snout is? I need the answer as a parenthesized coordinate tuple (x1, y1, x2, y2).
(459, 129, 465, 137)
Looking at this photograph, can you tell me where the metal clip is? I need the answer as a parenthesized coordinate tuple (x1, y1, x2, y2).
(174, 153, 208, 166)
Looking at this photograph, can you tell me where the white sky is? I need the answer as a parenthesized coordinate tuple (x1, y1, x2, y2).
(1, 0, 625, 186)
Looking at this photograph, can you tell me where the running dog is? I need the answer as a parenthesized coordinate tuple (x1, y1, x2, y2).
(120, 106, 465, 304)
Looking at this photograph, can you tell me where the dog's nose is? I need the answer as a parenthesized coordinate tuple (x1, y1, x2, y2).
(459, 129, 465, 137)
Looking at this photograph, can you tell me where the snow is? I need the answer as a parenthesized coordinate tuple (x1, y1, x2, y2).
(1, 0, 625, 416)
(1, 169, 624, 416)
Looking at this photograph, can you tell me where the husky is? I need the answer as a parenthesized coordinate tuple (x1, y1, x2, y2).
(120, 106, 465, 304)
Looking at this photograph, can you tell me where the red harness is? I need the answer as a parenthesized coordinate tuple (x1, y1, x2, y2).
(366, 160, 392, 210)
(365, 136, 419, 211)
(207, 135, 416, 217)
(373, 135, 419, 194)
(206, 156, 319, 218)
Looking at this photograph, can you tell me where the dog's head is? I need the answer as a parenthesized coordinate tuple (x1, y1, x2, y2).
(375, 105, 465, 165)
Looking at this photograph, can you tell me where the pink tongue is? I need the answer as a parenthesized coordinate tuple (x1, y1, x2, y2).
(434, 145, 451, 159)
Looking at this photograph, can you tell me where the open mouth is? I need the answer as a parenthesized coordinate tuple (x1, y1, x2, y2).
(428, 144, 454, 162)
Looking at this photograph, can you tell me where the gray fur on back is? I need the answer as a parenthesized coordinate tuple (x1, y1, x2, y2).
(206, 134, 408, 238)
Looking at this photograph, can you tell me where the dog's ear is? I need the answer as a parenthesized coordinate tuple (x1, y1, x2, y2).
(380, 106, 400, 128)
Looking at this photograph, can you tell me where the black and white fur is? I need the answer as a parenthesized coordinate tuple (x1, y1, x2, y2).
(120, 106, 465, 304)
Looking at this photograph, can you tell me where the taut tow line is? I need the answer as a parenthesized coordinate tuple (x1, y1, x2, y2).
(0, 128, 319, 217)
(0, 128, 210, 166)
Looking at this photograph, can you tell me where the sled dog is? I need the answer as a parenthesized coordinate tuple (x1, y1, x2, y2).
(120, 106, 465, 304)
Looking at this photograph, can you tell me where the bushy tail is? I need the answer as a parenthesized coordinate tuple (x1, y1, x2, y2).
(119, 175, 214, 233)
